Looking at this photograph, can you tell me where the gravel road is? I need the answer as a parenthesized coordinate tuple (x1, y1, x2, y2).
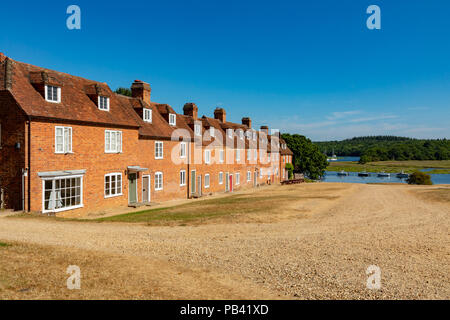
(0, 183, 448, 299)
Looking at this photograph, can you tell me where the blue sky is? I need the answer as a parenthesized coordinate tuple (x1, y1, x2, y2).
(1, 0, 449, 141)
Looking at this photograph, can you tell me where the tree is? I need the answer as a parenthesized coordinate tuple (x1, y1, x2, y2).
(285, 163, 294, 180)
(407, 171, 433, 185)
(281, 134, 328, 180)
(115, 87, 132, 97)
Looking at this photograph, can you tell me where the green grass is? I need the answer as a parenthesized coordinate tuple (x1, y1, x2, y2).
(327, 160, 450, 174)
(0, 242, 10, 247)
(98, 194, 299, 224)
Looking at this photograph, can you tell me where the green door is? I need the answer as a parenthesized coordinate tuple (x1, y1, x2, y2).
(128, 173, 137, 204)
(191, 170, 196, 195)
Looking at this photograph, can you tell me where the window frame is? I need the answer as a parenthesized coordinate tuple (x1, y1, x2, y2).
(155, 141, 164, 159)
(41, 175, 83, 213)
(219, 149, 224, 163)
(105, 130, 123, 153)
(205, 149, 211, 164)
(219, 172, 223, 185)
(194, 124, 201, 136)
(98, 96, 110, 111)
(55, 126, 72, 154)
(235, 172, 240, 185)
(180, 170, 186, 186)
(154, 172, 163, 191)
(180, 142, 187, 158)
(104, 173, 123, 198)
(204, 174, 210, 188)
(143, 108, 152, 123)
(236, 149, 240, 162)
(169, 113, 176, 126)
(45, 85, 61, 103)
(247, 171, 251, 182)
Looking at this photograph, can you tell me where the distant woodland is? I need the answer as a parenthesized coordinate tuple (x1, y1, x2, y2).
(314, 136, 450, 163)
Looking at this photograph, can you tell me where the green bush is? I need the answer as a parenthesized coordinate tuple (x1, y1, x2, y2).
(285, 163, 294, 179)
(407, 171, 433, 185)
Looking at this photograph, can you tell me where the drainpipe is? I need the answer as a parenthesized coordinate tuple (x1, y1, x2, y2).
(187, 140, 190, 199)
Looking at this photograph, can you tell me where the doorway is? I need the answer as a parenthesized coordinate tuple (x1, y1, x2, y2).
(128, 173, 138, 204)
(197, 175, 202, 197)
(142, 175, 150, 203)
(229, 174, 233, 192)
(191, 170, 196, 196)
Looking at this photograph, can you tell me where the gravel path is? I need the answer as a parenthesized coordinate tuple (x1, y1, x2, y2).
(1, 183, 448, 299)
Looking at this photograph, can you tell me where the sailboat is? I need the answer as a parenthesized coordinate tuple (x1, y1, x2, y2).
(327, 148, 338, 161)
(396, 170, 409, 179)
(377, 171, 390, 177)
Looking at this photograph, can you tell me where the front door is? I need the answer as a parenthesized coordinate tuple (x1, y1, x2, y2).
(191, 170, 196, 195)
(225, 173, 229, 192)
(253, 171, 257, 187)
(142, 175, 150, 203)
(197, 175, 202, 197)
(229, 174, 233, 192)
(128, 173, 137, 204)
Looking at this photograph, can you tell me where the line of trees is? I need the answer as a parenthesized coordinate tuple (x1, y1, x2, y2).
(282, 134, 328, 179)
(314, 136, 450, 163)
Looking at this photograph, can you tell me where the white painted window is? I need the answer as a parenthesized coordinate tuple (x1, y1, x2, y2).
(254, 149, 257, 160)
(253, 131, 257, 140)
(42, 175, 82, 213)
(219, 172, 223, 185)
(239, 130, 243, 139)
(155, 172, 163, 190)
(194, 124, 201, 136)
(143, 108, 152, 123)
(247, 149, 251, 161)
(210, 127, 215, 137)
(205, 150, 211, 164)
(155, 141, 163, 159)
(236, 172, 240, 185)
(98, 96, 110, 111)
(180, 170, 186, 186)
(227, 129, 233, 138)
(105, 173, 122, 198)
(45, 85, 61, 103)
(169, 113, 176, 126)
(246, 131, 251, 139)
(260, 168, 263, 177)
(205, 174, 210, 188)
(55, 126, 72, 154)
(105, 130, 122, 153)
(247, 171, 251, 182)
(236, 149, 240, 162)
(180, 142, 186, 158)
(219, 149, 224, 163)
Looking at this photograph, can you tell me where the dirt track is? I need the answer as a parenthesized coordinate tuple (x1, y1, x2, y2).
(1, 183, 449, 299)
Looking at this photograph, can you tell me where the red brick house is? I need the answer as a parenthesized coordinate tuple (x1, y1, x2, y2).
(0, 54, 293, 216)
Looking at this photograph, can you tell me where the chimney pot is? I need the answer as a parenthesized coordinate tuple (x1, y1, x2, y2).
(242, 117, 252, 128)
(214, 108, 226, 123)
(183, 103, 198, 120)
(131, 80, 151, 104)
(260, 125, 269, 135)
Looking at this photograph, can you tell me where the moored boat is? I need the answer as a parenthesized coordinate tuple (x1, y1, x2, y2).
(377, 171, 390, 177)
(396, 170, 409, 178)
(358, 171, 370, 177)
(337, 170, 349, 176)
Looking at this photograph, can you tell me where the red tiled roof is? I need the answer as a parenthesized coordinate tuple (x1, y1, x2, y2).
(1, 57, 139, 128)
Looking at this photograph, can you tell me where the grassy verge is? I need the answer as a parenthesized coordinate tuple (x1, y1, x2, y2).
(327, 160, 450, 174)
(98, 193, 300, 224)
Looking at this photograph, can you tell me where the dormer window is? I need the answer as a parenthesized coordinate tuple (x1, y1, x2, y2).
(210, 127, 215, 137)
(143, 108, 152, 123)
(253, 131, 257, 140)
(227, 129, 233, 138)
(194, 124, 201, 136)
(45, 85, 61, 103)
(98, 96, 110, 111)
(169, 113, 176, 126)
(239, 130, 243, 139)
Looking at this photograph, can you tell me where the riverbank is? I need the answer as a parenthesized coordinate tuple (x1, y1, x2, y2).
(327, 160, 450, 174)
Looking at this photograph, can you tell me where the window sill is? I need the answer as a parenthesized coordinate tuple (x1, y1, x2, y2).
(105, 151, 123, 154)
(155, 157, 164, 160)
(155, 188, 163, 191)
(43, 204, 83, 214)
(105, 193, 123, 199)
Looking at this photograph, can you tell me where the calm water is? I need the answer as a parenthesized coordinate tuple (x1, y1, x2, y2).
(322, 171, 450, 185)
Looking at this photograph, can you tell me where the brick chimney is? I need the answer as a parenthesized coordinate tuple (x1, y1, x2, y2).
(260, 125, 269, 135)
(183, 103, 198, 120)
(242, 117, 251, 128)
(131, 80, 151, 104)
(214, 108, 226, 123)
(0, 52, 6, 63)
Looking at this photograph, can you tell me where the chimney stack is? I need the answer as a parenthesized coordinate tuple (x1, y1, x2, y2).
(131, 80, 151, 104)
(0, 52, 6, 63)
(260, 125, 269, 135)
(183, 103, 198, 120)
(214, 108, 226, 123)
(242, 117, 251, 128)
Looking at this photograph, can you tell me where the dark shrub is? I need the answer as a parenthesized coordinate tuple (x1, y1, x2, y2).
(285, 163, 294, 179)
(407, 171, 433, 185)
